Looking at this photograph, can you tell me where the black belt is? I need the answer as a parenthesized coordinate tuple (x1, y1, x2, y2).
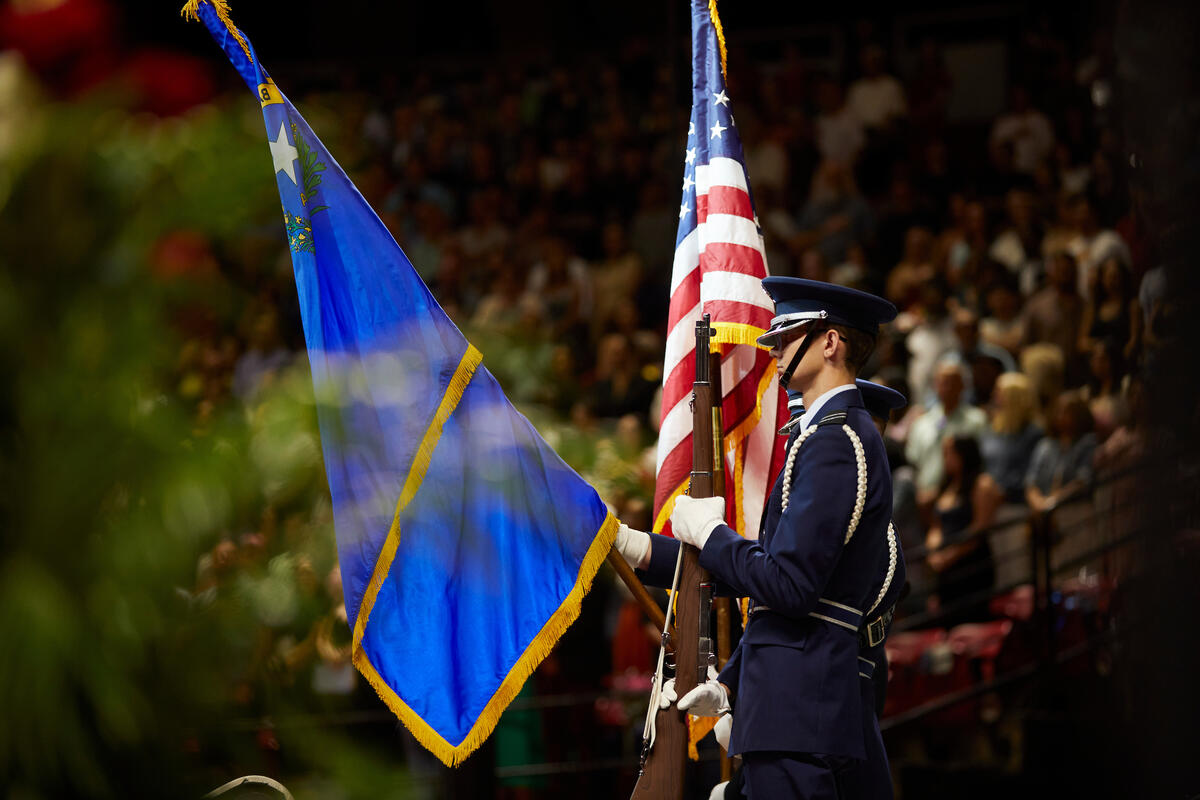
(858, 605, 894, 649)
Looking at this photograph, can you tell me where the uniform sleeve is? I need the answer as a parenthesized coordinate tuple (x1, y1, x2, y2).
(698, 428, 858, 619)
(637, 532, 681, 589)
(637, 531, 741, 598)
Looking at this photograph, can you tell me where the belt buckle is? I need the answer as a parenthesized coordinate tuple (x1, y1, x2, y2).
(866, 616, 885, 648)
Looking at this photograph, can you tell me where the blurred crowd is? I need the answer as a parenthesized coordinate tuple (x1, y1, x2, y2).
(331, 25, 1149, 627)
(140, 10, 1157, 776)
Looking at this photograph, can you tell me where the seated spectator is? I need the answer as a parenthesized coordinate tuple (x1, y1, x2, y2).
(591, 333, 656, 422)
(814, 77, 864, 167)
(1083, 338, 1126, 442)
(907, 38, 952, 136)
(980, 373, 1043, 503)
(527, 235, 592, 345)
(989, 86, 1055, 176)
(457, 187, 510, 260)
(472, 262, 540, 334)
(847, 44, 908, 133)
(1025, 391, 1098, 513)
(792, 159, 875, 267)
(1019, 343, 1066, 419)
(944, 201, 991, 308)
(952, 306, 1016, 406)
(885, 226, 936, 310)
(905, 357, 989, 503)
(899, 279, 957, 407)
(1066, 192, 1131, 300)
(1079, 256, 1139, 361)
(591, 221, 646, 341)
(875, 176, 935, 272)
(988, 188, 1044, 295)
(925, 435, 1002, 626)
(1022, 251, 1085, 382)
(979, 278, 1025, 356)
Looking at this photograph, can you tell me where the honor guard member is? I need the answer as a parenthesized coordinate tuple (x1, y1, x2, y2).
(615, 278, 898, 799)
(704, 379, 910, 800)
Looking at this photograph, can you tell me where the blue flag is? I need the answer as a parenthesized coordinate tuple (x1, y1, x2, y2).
(184, 0, 617, 766)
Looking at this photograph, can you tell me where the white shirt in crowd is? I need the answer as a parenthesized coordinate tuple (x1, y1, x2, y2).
(816, 108, 865, 166)
(846, 75, 907, 130)
(905, 402, 989, 492)
(989, 110, 1055, 175)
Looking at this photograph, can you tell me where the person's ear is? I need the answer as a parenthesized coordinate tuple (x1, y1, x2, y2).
(824, 328, 840, 358)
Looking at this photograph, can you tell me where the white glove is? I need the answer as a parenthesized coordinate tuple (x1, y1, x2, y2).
(708, 782, 730, 800)
(670, 495, 726, 550)
(614, 522, 652, 570)
(713, 712, 732, 750)
(659, 666, 730, 716)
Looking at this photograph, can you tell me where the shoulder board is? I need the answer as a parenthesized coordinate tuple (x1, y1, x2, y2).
(817, 410, 848, 427)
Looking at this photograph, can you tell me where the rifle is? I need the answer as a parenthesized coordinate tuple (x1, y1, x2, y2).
(630, 315, 719, 800)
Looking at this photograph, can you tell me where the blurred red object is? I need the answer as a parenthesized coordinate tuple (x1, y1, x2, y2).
(611, 599, 655, 675)
(948, 619, 1013, 680)
(989, 584, 1035, 620)
(120, 48, 216, 115)
(883, 629, 947, 716)
(149, 230, 219, 280)
(0, 0, 118, 95)
(885, 628, 947, 668)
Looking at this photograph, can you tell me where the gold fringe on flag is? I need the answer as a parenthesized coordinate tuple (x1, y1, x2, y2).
(708, 0, 728, 80)
(180, 0, 253, 64)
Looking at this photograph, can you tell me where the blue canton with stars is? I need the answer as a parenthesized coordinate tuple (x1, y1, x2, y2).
(675, 3, 759, 251)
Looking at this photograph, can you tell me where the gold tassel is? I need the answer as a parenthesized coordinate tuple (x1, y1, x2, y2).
(180, 0, 253, 64)
(708, 0, 729, 80)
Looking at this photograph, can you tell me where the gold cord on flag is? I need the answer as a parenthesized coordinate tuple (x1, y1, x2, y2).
(708, 0, 728, 80)
(180, 0, 254, 64)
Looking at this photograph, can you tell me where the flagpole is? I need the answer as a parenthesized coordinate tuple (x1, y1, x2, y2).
(607, 550, 668, 637)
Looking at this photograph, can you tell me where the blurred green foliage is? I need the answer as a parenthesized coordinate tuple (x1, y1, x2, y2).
(0, 70, 411, 797)
(0, 62, 653, 798)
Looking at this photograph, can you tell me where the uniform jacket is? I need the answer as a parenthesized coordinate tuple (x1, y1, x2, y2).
(642, 388, 893, 760)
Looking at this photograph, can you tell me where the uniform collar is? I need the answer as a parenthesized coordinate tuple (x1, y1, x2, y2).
(797, 383, 858, 430)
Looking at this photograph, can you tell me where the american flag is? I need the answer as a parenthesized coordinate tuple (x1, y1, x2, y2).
(653, 0, 787, 541)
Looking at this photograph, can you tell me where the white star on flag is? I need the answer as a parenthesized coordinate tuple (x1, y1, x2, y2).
(685, 147, 697, 164)
(713, 89, 730, 106)
(688, 121, 695, 135)
(269, 120, 299, 185)
(710, 120, 727, 139)
(682, 174, 695, 191)
(679, 202, 690, 220)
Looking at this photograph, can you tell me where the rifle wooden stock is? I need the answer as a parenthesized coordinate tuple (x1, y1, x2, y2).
(630, 319, 717, 800)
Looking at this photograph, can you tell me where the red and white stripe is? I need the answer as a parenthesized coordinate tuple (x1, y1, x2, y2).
(654, 158, 787, 539)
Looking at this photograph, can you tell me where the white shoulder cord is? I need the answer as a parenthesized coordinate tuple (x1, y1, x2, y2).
(866, 522, 898, 616)
(780, 424, 868, 545)
(779, 424, 819, 514)
(642, 535, 685, 751)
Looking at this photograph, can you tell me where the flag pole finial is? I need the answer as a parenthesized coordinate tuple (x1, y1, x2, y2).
(180, 0, 253, 64)
(708, 0, 728, 80)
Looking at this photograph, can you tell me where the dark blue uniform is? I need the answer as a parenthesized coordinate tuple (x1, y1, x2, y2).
(644, 388, 895, 798)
